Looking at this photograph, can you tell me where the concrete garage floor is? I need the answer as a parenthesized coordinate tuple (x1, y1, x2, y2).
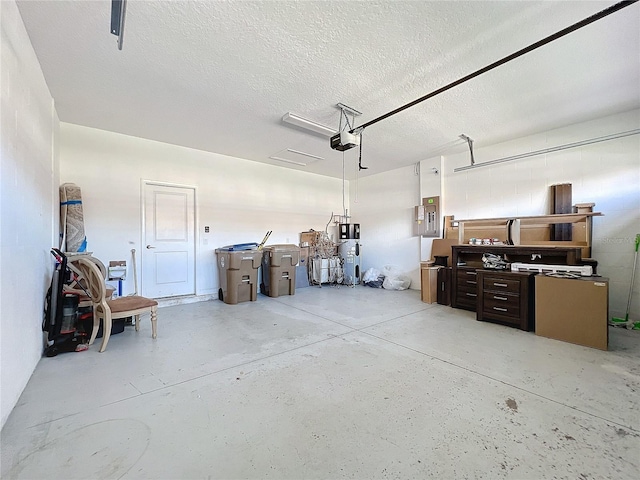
(2, 287, 639, 479)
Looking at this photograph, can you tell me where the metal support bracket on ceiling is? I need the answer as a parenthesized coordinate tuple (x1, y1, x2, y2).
(459, 134, 475, 166)
(336, 103, 362, 133)
(110, 0, 127, 50)
(336, 103, 368, 170)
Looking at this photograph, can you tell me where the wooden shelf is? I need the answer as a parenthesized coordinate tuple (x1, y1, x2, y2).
(453, 212, 601, 225)
(444, 208, 601, 258)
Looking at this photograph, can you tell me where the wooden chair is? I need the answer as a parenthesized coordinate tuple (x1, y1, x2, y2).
(75, 257, 158, 352)
(65, 255, 115, 306)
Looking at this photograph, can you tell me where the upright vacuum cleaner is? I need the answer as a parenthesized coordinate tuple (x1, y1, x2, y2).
(42, 249, 88, 356)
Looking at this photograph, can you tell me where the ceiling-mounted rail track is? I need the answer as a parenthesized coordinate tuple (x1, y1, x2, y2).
(453, 129, 640, 172)
(351, 1, 638, 134)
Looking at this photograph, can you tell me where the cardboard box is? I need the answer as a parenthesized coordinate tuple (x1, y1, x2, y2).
(535, 275, 609, 350)
(429, 239, 458, 267)
(300, 231, 318, 247)
(420, 263, 440, 304)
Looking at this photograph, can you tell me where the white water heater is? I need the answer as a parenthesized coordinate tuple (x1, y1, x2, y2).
(339, 240, 361, 286)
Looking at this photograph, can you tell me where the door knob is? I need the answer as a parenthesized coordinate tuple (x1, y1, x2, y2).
(146, 245, 156, 249)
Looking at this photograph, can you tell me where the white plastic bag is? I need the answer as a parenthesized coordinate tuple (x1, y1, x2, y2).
(363, 267, 384, 288)
(382, 265, 411, 290)
(363, 267, 382, 283)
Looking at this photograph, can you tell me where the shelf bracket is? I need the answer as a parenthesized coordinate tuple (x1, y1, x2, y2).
(460, 134, 475, 166)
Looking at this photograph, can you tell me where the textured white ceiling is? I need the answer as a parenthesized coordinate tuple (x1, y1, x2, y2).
(16, 0, 640, 179)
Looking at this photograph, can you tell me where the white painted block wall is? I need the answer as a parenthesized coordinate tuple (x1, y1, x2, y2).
(59, 124, 347, 297)
(1, 0, 58, 429)
(419, 157, 443, 262)
(442, 109, 640, 320)
(351, 110, 639, 320)
(349, 164, 422, 289)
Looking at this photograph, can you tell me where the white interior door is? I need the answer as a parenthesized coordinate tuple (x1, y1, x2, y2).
(142, 183, 195, 298)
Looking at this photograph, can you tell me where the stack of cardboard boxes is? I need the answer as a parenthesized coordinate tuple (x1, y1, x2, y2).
(299, 230, 340, 287)
(299, 230, 317, 271)
(421, 239, 458, 304)
(298, 231, 318, 288)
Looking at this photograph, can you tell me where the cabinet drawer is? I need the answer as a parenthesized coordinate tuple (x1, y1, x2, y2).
(459, 268, 478, 278)
(457, 293, 478, 310)
(484, 291, 519, 307)
(459, 289, 479, 301)
(457, 277, 478, 289)
(482, 275, 520, 294)
(453, 267, 478, 311)
(457, 279, 478, 294)
(484, 294, 520, 316)
(481, 308, 521, 326)
(457, 269, 478, 288)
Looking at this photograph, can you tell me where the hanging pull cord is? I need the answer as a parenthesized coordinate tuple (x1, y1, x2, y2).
(358, 131, 368, 171)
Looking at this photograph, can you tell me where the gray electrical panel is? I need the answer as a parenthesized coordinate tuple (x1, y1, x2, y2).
(414, 196, 440, 237)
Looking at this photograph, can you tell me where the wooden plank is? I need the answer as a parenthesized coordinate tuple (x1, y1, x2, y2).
(522, 240, 588, 246)
(521, 226, 551, 242)
(431, 239, 459, 262)
(551, 183, 572, 241)
(455, 212, 601, 224)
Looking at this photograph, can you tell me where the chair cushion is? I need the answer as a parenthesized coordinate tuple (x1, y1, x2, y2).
(107, 295, 158, 313)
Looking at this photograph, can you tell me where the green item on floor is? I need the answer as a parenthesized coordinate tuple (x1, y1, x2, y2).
(610, 233, 640, 329)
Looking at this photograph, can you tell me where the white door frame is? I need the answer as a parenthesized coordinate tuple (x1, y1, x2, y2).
(140, 180, 198, 298)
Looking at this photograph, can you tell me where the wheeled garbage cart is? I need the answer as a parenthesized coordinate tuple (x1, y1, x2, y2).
(261, 244, 300, 297)
(215, 247, 262, 305)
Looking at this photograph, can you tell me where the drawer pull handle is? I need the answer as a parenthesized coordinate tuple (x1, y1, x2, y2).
(493, 282, 508, 287)
(493, 307, 508, 312)
(466, 280, 477, 285)
(466, 271, 477, 276)
(466, 293, 477, 297)
(493, 295, 508, 301)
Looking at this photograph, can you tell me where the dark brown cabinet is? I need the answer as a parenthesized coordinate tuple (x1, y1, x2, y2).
(451, 245, 584, 330)
(477, 270, 534, 331)
(455, 267, 479, 310)
(451, 245, 583, 310)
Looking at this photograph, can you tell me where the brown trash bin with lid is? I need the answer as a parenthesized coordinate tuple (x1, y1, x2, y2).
(215, 248, 262, 304)
(261, 244, 300, 297)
